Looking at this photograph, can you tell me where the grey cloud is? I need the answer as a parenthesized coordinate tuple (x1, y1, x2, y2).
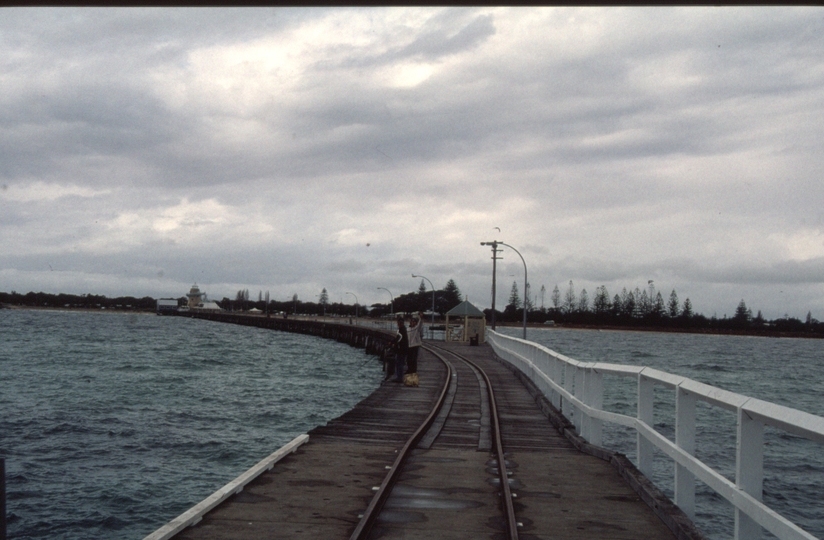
(671, 258, 824, 286)
(325, 259, 370, 274)
(555, 255, 824, 288)
(334, 10, 496, 71)
(395, 13, 496, 60)
(2, 8, 311, 56)
(3, 7, 824, 320)
(1, 84, 180, 185)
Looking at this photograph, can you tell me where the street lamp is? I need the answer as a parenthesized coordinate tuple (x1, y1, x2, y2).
(411, 274, 436, 325)
(480, 241, 502, 331)
(346, 292, 359, 319)
(377, 287, 394, 315)
(482, 240, 528, 339)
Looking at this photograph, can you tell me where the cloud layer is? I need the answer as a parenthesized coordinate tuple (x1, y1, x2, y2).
(2, 7, 824, 319)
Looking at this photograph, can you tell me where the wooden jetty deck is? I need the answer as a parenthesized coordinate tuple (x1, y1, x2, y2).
(168, 340, 702, 540)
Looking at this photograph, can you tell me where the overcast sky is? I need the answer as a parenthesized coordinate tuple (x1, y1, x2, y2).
(2, 7, 824, 320)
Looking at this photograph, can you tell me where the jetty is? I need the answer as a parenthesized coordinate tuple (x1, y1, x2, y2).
(143, 310, 824, 540)
(145, 312, 701, 540)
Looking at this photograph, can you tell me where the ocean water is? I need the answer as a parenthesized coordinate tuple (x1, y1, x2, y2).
(499, 326, 824, 540)
(0, 310, 383, 540)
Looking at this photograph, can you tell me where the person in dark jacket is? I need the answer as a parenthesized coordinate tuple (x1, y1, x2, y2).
(390, 315, 409, 383)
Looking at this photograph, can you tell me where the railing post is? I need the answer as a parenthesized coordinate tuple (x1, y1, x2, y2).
(580, 368, 590, 441)
(675, 385, 696, 519)
(535, 349, 545, 394)
(637, 373, 654, 477)
(563, 361, 574, 418)
(735, 407, 764, 540)
(586, 368, 603, 446)
(550, 356, 561, 410)
(573, 365, 585, 434)
(536, 349, 549, 398)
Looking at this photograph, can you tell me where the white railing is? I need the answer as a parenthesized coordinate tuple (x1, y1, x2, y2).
(143, 434, 308, 540)
(487, 330, 824, 540)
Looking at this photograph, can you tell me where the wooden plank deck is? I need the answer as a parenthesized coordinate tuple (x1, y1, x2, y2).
(166, 342, 702, 540)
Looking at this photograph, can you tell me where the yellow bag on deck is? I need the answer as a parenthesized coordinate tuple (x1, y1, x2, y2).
(403, 373, 419, 387)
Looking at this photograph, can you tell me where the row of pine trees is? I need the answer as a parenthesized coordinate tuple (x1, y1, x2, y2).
(502, 280, 818, 334)
(507, 281, 694, 319)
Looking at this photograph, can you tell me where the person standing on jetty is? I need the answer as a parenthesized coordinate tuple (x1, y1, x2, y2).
(389, 315, 408, 383)
(406, 311, 424, 376)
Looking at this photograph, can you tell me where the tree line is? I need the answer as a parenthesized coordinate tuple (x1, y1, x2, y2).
(220, 279, 464, 318)
(0, 291, 157, 311)
(5, 279, 821, 336)
(497, 280, 823, 335)
(0, 278, 465, 318)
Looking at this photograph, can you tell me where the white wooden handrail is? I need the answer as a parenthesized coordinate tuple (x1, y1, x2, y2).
(488, 330, 822, 540)
(143, 434, 309, 540)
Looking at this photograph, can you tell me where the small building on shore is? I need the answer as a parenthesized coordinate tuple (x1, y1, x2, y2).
(156, 298, 179, 315)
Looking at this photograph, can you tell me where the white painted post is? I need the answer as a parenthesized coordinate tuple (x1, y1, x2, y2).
(587, 369, 603, 446)
(580, 367, 591, 441)
(540, 353, 550, 404)
(735, 407, 764, 540)
(637, 373, 655, 477)
(573, 365, 585, 434)
(551, 357, 562, 410)
(563, 362, 574, 420)
(534, 349, 545, 393)
(521, 341, 529, 369)
(675, 385, 696, 520)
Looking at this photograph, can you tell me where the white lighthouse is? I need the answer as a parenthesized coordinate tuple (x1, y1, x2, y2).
(186, 284, 204, 308)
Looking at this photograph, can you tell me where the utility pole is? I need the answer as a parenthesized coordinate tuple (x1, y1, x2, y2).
(482, 240, 528, 339)
(480, 241, 502, 330)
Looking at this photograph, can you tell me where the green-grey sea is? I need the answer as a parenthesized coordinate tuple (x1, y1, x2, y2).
(1, 310, 382, 539)
(2, 311, 823, 539)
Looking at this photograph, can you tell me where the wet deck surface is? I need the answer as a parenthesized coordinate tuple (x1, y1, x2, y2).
(173, 342, 685, 539)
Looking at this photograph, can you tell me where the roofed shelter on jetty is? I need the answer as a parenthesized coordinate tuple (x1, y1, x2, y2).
(445, 300, 486, 344)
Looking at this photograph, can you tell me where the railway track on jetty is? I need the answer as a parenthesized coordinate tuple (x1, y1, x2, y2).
(350, 343, 519, 540)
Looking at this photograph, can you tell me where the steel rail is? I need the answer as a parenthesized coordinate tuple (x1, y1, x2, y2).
(348, 349, 454, 540)
(427, 344, 520, 540)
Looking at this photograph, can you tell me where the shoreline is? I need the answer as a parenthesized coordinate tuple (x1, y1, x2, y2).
(6, 305, 821, 340)
(1, 304, 155, 315)
(493, 321, 824, 340)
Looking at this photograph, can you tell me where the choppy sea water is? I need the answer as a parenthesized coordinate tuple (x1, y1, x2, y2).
(499, 326, 824, 540)
(0, 310, 382, 540)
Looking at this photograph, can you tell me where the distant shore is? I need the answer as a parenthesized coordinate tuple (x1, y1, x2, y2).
(5, 304, 821, 339)
(1, 304, 154, 314)
(494, 321, 824, 340)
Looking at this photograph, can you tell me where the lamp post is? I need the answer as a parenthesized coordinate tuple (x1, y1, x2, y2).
(377, 287, 394, 315)
(482, 240, 528, 339)
(480, 241, 502, 331)
(346, 292, 359, 319)
(411, 274, 436, 325)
